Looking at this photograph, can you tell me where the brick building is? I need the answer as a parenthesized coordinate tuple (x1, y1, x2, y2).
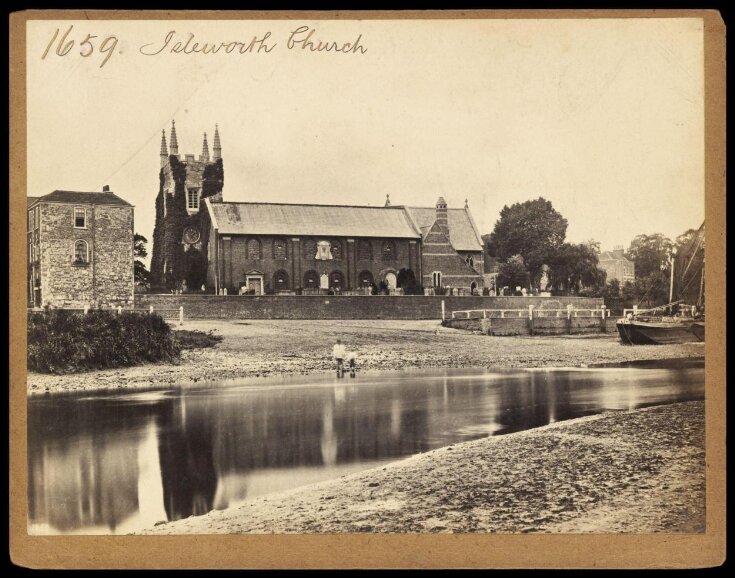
(150, 122, 484, 295)
(598, 247, 635, 284)
(27, 189, 134, 308)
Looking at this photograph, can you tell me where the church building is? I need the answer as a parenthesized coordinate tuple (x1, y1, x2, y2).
(150, 122, 484, 295)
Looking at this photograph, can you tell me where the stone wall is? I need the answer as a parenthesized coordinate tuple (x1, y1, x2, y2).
(39, 202, 133, 308)
(134, 294, 603, 320)
(443, 311, 609, 335)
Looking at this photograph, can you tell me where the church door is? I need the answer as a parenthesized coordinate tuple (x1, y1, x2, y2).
(320, 274, 329, 290)
(247, 277, 263, 295)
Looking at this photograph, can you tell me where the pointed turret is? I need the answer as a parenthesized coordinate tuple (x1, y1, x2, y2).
(160, 130, 168, 166)
(170, 120, 179, 157)
(464, 198, 469, 209)
(213, 124, 222, 160)
(385, 194, 391, 207)
(201, 132, 210, 162)
(436, 196, 449, 237)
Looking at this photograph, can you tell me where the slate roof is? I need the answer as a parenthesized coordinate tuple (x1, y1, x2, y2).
(207, 201, 422, 239)
(31, 190, 133, 207)
(599, 250, 632, 263)
(402, 207, 483, 251)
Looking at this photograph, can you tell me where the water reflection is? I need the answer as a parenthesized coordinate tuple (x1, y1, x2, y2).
(27, 365, 703, 534)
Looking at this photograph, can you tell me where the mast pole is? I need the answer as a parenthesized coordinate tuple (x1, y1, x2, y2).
(669, 252, 676, 303)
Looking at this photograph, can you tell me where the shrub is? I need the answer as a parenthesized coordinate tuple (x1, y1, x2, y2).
(173, 329, 223, 350)
(27, 309, 181, 374)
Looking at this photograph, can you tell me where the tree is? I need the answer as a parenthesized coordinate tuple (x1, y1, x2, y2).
(497, 255, 530, 293)
(486, 197, 567, 289)
(548, 242, 606, 295)
(134, 233, 150, 286)
(396, 268, 419, 294)
(627, 233, 673, 280)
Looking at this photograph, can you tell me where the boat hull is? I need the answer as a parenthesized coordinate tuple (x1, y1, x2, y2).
(616, 319, 704, 345)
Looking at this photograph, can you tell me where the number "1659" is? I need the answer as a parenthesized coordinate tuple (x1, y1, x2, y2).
(42, 25, 119, 68)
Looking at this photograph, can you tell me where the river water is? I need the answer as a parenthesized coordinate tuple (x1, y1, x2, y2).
(27, 362, 704, 535)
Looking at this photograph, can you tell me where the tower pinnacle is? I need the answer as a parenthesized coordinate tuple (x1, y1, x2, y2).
(160, 130, 168, 166)
(385, 194, 391, 207)
(213, 124, 222, 160)
(201, 132, 210, 162)
(169, 120, 179, 156)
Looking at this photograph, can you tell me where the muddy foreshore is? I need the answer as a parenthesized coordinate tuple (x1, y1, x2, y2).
(138, 400, 705, 534)
(26, 319, 705, 396)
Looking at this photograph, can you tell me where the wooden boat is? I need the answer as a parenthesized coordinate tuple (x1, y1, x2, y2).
(616, 315, 703, 345)
(616, 223, 705, 345)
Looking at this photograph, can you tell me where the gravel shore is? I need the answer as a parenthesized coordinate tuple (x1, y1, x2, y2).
(139, 400, 705, 534)
(27, 319, 704, 395)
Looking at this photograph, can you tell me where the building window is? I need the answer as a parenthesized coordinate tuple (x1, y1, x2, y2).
(303, 238, 318, 260)
(382, 240, 395, 261)
(303, 269, 319, 289)
(274, 269, 290, 290)
(273, 239, 287, 260)
(247, 239, 261, 260)
(432, 271, 442, 288)
(28, 209, 34, 231)
(74, 240, 89, 264)
(466, 255, 474, 268)
(187, 189, 200, 210)
(34, 206, 40, 229)
(329, 270, 345, 290)
(358, 270, 374, 287)
(74, 207, 86, 228)
(330, 240, 342, 260)
(358, 240, 372, 261)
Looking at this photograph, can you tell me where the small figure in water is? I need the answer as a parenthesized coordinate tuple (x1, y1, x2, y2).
(346, 349, 357, 377)
(332, 338, 346, 376)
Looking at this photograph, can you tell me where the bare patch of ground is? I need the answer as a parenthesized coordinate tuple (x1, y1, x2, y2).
(138, 401, 705, 534)
(27, 319, 704, 395)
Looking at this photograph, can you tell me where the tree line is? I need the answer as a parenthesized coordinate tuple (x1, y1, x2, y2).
(483, 197, 701, 309)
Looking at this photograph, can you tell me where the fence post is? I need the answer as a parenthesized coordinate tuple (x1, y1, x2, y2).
(567, 304, 573, 335)
(179, 306, 184, 326)
(600, 305, 607, 333)
(117, 306, 122, 315)
(483, 310, 487, 319)
(83, 305, 89, 315)
(149, 305, 154, 314)
(441, 300, 445, 322)
(528, 304, 534, 336)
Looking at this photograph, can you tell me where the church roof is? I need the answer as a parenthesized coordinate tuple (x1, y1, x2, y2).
(33, 190, 133, 207)
(402, 207, 483, 251)
(207, 201, 422, 239)
(599, 250, 632, 263)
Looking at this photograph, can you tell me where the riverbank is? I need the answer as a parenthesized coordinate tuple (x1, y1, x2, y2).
(139, 400, 705, 534)
(26, 319, 704, 395)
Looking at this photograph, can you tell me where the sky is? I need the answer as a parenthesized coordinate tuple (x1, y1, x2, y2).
(26, 18, 704, 261)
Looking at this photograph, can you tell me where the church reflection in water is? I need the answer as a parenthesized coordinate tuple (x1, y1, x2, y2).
(27, 366, 702, 534)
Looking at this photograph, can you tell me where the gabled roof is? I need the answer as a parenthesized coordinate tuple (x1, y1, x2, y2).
(206, 201, 422, 239)
(33, 190, 133, 207)
(402, 207, 483, 251)
(599, 250, 631, 263)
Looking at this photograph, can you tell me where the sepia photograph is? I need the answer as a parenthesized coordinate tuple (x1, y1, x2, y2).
(10, 9, 725, 569)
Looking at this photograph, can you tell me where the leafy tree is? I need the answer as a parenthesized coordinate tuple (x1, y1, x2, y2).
(627, 233, 673, 279)
(134, 233, 150, 286)
(486, 197, 567, 289)
(548, 242, 606, 295)
(396, 268, 418, 294)
(497, 255, 530, 292)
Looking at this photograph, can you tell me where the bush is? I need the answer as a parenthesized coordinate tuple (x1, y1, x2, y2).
(173, 329, 223, 349)
(27, 309, 181, 374)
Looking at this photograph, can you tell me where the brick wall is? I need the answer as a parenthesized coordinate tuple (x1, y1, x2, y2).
(421, 221, 483, 290)
(134, 294, 603, 320)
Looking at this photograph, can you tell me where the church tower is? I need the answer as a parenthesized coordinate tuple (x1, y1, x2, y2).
(150, 121, 224, 291)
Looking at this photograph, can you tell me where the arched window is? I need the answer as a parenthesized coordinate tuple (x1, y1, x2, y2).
(303, 238, 317, 260)
(74, 240, 89, 264)
(358, 270, 374, 287)
(247, 238, 261, 260)
(432, 271, 442, 288)
(382, 240, 396, 261)
(330, 240, 342, 260)
(358, 240, 372, 261)
(303, 270, 319, 289)
(470, 281, 478, 295)
(329, 270, 345, 290)
(274, 269, 290, 290)
(273, 238, 287, 260)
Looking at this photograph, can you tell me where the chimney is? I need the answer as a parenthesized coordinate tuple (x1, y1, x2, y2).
(612, 245, 625, 258)
(102, 185, 110, 192)
(436, 196, 449, 237)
